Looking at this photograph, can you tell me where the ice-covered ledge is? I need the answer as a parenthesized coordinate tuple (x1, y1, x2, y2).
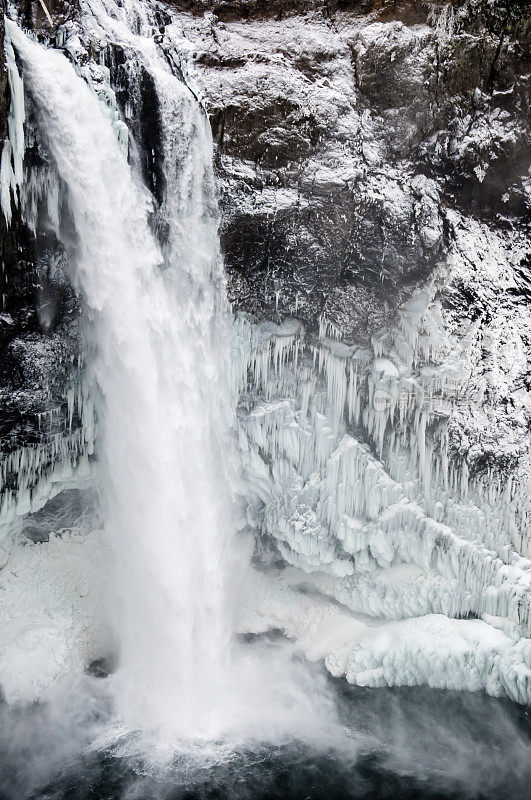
(0, 440, 95, 544)
(238, 568, 531, 707)
(0, 381, 97, 544)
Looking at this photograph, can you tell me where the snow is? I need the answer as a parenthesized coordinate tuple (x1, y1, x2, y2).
(0, 524, 108, 704)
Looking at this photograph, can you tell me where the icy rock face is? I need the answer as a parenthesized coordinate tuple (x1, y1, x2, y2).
(0, 11, 92, 534)
(232, 297, 531, 703)
(0, 8, 124, 533)
(0, 15, 42, 391)
(164, 0, 530, 332)
(232, 296, 531, 615)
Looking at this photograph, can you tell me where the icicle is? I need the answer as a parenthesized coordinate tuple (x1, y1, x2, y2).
(319, 313, 343, 342)
(1, 23, 25, 225)
(235, 309, 531, 639)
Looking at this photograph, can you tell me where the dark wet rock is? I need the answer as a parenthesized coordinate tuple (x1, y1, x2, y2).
(168, 1, 438, 25)
(0, 5, 83, 446)
(86, 656, 113, 678)
(104, 43, 168, 205)
(0, 12, 36, 322)
(18, 0, 80, 32)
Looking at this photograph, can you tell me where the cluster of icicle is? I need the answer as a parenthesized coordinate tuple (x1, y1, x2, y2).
(0, 20, 118, 539)
(231, 307, 531, 642)
(0, 22, 25, 225)
(0, 377, 95, 539)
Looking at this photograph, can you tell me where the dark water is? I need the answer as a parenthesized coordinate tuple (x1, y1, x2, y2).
(0, 678, 529, 800)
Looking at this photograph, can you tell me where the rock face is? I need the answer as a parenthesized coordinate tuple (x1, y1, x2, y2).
(163, 0, 530, 335)
(157, 0, 530, 490)
(0, 0, 82, 446)
(1, 0, 529, 436)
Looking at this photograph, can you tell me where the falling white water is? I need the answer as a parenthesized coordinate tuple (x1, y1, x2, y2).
(7, 19, 238, 738)
(6, 11, 351, 750)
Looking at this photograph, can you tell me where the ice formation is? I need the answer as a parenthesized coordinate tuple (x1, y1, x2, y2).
(0, 376, 96, 539)
(232, 295, 531, 702)
(238, 569, 530, 707)
(0, 21, 25, 225)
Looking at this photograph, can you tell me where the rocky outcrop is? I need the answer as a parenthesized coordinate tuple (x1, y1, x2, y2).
(155, 0, 530, 494)
(160, 1, 530, 338)
(168, 1, 444, 25)
(17, 0, 79, 31)
(0, 9, 40, 440)
(0, 2, 80, 446)
(1, 0, 528, 413)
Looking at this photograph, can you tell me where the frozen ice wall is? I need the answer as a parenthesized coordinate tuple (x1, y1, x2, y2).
(232, 282, 531, 703)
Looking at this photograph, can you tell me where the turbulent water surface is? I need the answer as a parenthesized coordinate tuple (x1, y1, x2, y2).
(0, 676, 529, 799)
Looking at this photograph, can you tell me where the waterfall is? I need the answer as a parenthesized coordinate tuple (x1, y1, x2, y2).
(1, 2, 531, 794)
(5, 1, 352, 750)
(4, 0, 528, 764)
(7, 18, 237, 737)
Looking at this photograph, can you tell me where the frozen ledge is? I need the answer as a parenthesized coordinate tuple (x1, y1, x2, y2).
(0, 532, 528, 707)
(238, 569, 531, 707)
